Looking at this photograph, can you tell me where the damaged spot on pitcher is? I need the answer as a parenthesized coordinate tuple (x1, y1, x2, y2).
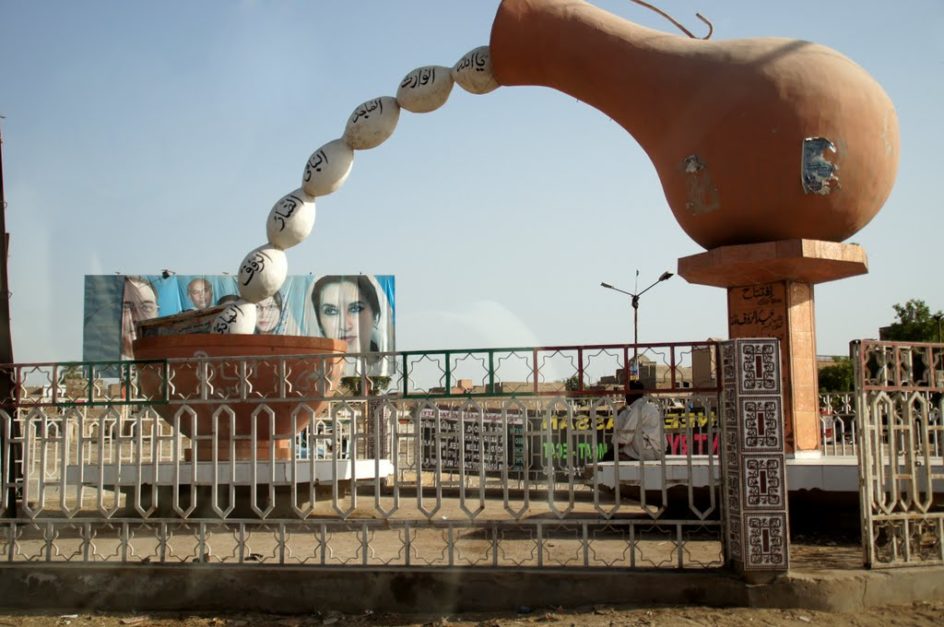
(802, 137, 840, 195)
(681, 154, 720, 214)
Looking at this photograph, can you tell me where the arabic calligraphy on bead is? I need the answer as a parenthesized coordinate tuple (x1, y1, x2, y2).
(271, 195, 302, 232)
(303, 149, 327, 182)
(401, 67, 436, 89)
(455, 50, 488, 73)
(350, 98, 383, 124)
(240, 252, 267, 286)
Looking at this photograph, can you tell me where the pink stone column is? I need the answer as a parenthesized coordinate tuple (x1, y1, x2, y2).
(679, 239, 868, 453)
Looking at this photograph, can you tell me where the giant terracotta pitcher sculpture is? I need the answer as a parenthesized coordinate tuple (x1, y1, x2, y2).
(490, 0, 899, 453)
(490, 0, 899, 249)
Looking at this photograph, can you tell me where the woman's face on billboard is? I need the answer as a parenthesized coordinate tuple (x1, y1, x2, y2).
(256, 295, 281, 333)
(317, 280, 375, 353)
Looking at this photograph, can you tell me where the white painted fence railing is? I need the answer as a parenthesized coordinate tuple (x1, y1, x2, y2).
(0, 342, 728, 569)
(853, 340, 944, 568)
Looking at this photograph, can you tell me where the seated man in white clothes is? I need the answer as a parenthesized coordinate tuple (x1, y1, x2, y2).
(612, 380, 665, 461)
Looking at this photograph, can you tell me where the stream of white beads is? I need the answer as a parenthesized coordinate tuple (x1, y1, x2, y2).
(210, 46, 499, 334)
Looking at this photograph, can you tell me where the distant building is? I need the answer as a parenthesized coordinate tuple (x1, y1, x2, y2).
(816, 354, 847, 370)
(597, 354, 693, 390)
(692, 339, 722, 389)
(426, 379, 567, 395)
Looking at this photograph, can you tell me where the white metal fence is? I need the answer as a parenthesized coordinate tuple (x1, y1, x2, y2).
(820, 392, 857, 456)
(0, 342, 726, 569)
(853, 340, 944, 567)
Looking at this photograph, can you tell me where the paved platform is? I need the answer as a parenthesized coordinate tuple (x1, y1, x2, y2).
(588, 455, 944, 492)
(1, 561, 943, 614)
(63, 459, 395, 486)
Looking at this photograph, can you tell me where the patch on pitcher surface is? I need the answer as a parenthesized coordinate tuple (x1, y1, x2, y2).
(801, 137, 840, 195)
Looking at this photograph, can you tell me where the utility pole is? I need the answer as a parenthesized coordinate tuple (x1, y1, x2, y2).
(0, 121, 18, 517)
(601, 271, 673, 383)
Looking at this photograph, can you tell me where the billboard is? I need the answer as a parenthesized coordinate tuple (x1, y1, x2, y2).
(418, 404, 719, 479)
(83, 274, 396, 374)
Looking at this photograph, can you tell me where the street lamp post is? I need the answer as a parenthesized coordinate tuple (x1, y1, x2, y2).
(601, 271, 673, 381)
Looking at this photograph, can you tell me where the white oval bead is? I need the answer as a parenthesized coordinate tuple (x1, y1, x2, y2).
(452, 46, 499, 95)
(342, 96, 400, 150)
(266, 189, 315, 250)
(211, 301, 257, 335)
(396, 65, 454, 113)
(301, 139, 354, 197)
(237, 245, 288, 303)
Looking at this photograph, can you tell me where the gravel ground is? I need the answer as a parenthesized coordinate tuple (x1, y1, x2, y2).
(1, 601, 943, 627)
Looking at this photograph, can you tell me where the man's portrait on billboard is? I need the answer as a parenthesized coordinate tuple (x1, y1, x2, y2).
(187, 277, 214, 310)
(120, 276, 159, 359)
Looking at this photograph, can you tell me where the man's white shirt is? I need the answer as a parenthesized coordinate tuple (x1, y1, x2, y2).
(612, 396, 665, 460)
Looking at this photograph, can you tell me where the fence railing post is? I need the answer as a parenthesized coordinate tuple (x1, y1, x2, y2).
(720, 338, 790, 578)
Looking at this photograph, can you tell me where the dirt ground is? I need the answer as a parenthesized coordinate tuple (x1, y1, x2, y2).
(5, 474, 933, 624)
(1, 600, 943, 627)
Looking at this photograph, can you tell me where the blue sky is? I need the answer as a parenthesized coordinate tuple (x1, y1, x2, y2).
(2, 0, 942, 362)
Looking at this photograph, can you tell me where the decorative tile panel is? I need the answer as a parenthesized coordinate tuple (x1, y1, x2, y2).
(721, 343, 737, 387)
(727, 511, 743, 561)
(723, 430, 739, 461)
(738, 340, 780, 394)
(740, 398, 783, 451)
(743, 455, 785, 509)
(722, 397, 738, 430)
(745, 513, 788, 568)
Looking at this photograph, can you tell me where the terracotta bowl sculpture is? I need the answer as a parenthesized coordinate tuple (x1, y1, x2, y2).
(490, 0, 899, 249)
(133, 334, 346, 461)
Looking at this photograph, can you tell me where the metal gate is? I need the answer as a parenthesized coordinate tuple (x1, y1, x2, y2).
(853, 339, 944, 567)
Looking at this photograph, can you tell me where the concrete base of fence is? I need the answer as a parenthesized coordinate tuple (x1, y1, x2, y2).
(1, 565, 943, 614)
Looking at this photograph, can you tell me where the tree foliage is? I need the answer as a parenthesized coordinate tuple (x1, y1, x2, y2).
(882, 299, 944, 342)
(339, 376, 391, 396)
(818, 357, 853, 392)
(61, 364, 85, 380)
(563, 374, 582, 392)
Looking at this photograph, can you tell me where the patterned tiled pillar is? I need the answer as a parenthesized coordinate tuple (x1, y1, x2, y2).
(720, 338, 789, 575)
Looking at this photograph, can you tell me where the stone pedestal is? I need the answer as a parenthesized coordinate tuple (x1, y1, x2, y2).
(679, 240, 867, 453)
